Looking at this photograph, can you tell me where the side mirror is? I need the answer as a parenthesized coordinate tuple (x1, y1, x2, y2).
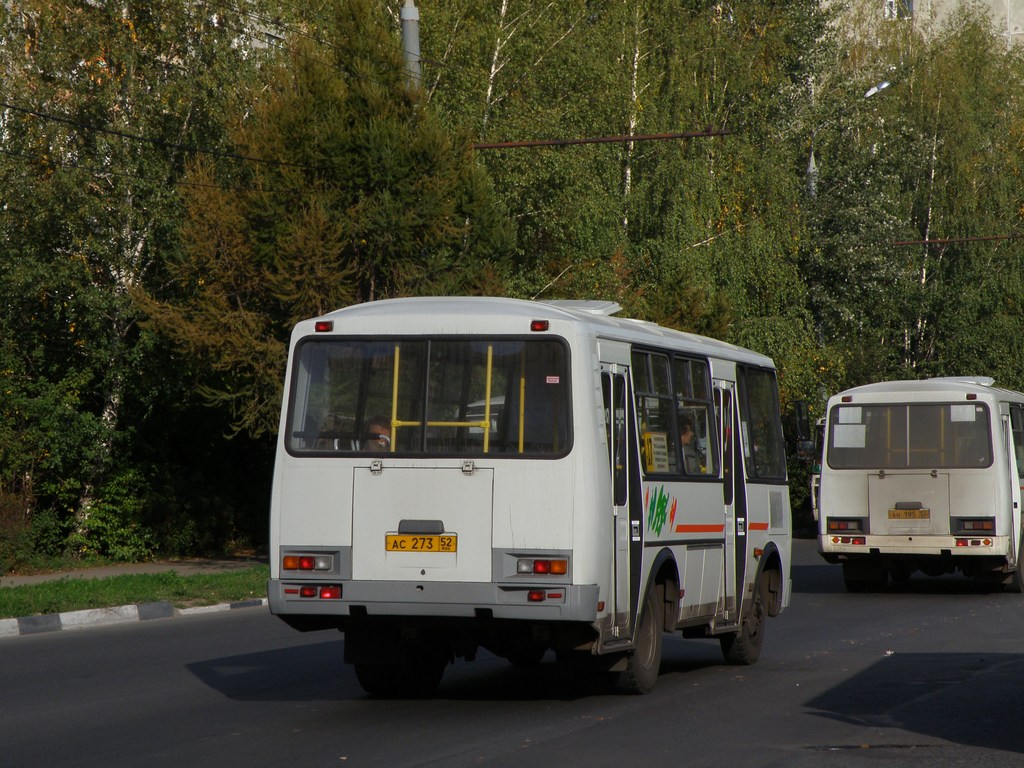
(796, 439, 816, 461)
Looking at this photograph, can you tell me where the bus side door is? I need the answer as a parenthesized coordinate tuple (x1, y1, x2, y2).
(602, 365, 642, 638)
(716, 381, 742, 624)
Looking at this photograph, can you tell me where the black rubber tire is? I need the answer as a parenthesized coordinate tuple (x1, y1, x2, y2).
(617, 583, 663, 694)
(720, 576, 766, 665)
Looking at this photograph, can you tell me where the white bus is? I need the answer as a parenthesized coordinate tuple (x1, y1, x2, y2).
(268, 297, 794, 696)
(818, 377, 1024, 592)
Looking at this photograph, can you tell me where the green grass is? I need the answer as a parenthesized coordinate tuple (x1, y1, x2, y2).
(0, 566, 269, 619)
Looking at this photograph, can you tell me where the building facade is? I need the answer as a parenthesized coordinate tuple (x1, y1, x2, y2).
(893, 1, 1024, 46)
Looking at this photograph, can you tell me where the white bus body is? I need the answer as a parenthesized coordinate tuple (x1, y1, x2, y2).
(268, 297, 793, 695)
(818, 377, 1024, 591)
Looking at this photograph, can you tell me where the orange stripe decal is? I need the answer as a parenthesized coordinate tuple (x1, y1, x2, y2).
(674, 524, 726, 534)
(749, 522, 769, 531)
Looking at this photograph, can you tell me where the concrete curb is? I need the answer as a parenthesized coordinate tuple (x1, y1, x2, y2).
(0, 598, 268, 640)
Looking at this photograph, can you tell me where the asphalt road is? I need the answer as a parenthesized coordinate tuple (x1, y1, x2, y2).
(5, 538, 1024, 767)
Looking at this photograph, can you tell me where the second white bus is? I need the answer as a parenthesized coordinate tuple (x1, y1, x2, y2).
(818, 377, 1024, 592)
(268, 297, 794, 695)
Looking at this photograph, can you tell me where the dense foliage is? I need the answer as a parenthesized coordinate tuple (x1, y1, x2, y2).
(1, 0, 1023, 565)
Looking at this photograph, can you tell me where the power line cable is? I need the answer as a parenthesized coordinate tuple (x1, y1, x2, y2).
(473, 128, 730, 150)
(0, 146, 258, 194)
(0, 99, 317, 171)
(891, 234, 1024, 246)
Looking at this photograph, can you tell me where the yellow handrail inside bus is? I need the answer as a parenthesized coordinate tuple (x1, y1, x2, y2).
(385, 344, 544, 456)
(518, 349, 526, 453)
(483, 345, 493, 453)
(388, 344, 400, 452)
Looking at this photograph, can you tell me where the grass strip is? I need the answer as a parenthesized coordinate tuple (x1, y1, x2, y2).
(0, 566, 269, 619)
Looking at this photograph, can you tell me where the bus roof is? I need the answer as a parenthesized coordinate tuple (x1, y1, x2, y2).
(308, 296, 775, 368)
(830, 376, 1024, 403)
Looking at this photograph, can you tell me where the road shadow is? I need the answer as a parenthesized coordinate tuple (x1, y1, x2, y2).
(187, 634, 726, 703)
(792, 562, 846, 594)
(793, 561, 1011, 596)
(187, 638, 352, 702)
(806, 652, 1024, 754)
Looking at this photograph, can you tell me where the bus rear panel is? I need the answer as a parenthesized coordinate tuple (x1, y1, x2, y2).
(818, 377, 1024, 591)
(269, 297, 793, 695)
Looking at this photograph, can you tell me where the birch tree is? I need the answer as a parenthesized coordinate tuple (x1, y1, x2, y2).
(0, 0, 270, 557)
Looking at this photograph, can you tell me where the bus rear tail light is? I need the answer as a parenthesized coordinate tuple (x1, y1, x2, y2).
(956, 538, 993, 548)
(955, 517, 995, 533)
(297, 585, 342, 599)
(517, 558, 568, 575)
(831, 535, 866, 545)
(827, 518, 864, 533)
(283, 554, 334, 571)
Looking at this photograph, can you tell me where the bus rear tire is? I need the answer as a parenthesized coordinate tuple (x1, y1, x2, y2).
(616, 583, 663, 694)
(721, 576, 766, 665)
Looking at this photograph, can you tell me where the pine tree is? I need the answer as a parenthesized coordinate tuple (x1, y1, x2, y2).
(141, 0, 514, 438)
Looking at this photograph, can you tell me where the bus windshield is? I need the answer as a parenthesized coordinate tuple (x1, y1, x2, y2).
(826, 402, 992, 470)
(285, 336, 571, 457)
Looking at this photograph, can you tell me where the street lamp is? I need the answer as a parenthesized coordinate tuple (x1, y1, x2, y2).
(806, 80, 892, 198)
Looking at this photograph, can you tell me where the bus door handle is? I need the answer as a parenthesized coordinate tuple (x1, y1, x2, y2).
(631, 521, 641, 541)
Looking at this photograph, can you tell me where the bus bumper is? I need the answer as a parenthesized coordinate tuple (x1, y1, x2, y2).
(267, 578, 600, 624)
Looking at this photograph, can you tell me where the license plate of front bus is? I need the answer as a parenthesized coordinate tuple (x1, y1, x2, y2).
(385, 534, 458, 553)
(888, 508, 930, 520)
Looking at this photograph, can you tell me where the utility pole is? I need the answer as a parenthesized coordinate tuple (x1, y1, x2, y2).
(401, 0, 421, 86)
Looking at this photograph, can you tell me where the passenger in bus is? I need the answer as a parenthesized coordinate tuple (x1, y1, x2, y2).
(679, 416, 703, 474)
(364, 418, 391, 452)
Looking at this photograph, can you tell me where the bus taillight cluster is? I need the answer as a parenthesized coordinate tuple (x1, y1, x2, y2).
(517, 558, 568, 575)
(282, 554, 333, 571)
(827, 519, 865, 543)
(290, 584, 342, 599)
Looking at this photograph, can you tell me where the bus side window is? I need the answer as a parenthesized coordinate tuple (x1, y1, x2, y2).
(632, 350, 677, 475)
(672, 356, 717, 477)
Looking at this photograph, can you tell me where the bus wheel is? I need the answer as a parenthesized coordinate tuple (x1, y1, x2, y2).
(721, 576, 766, 665)
(617, 583, 663, 694)
(354, 659, 446, 698)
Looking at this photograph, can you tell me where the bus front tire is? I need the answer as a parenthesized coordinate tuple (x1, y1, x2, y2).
(617, 584, 663, 694)
(720, 576, 766, 665)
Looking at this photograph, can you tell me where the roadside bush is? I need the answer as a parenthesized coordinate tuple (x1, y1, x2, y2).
(64, 471, 155, 562)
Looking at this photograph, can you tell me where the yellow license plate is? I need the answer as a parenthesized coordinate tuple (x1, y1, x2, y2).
(888, 508, 930, 520)
(385, 534, 458, 553)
